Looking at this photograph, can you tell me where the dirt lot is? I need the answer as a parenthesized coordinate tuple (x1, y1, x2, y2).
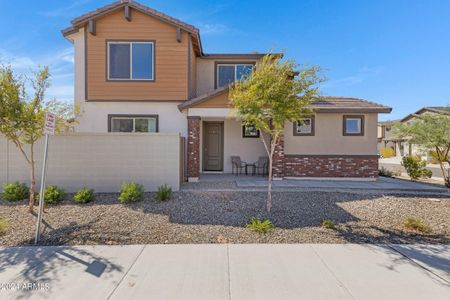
(0, 191, 449, 246)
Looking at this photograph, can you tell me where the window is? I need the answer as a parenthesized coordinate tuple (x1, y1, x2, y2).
(242, 124, 260, 138)
(108, 41, 154, 80)
(216, 63, 253, 88)
(108, 115, 158, 133)
(343, 115, 364, 136)
(294, 117, 315, 136)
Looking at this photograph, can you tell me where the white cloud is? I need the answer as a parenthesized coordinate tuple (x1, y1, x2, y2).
(198, 23, 229, 36)
(39, 0, 93, 18)
(0, 47, 75, 101)
(46, 84, 74, 101)
(322, 66, 385, 89)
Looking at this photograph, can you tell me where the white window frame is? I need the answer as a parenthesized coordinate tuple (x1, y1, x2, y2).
(216, 63, 254, 87)
(110, 116, 158, 133)
(107, 41, 155, 81)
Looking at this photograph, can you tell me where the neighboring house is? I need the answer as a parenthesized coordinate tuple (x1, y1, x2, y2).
(63, 0, 391, 182)
(378, 106, 450, 158)
(377, 120, 404, 156)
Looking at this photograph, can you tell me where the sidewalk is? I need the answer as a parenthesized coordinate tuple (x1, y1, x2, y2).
(0, 244, 449, 299)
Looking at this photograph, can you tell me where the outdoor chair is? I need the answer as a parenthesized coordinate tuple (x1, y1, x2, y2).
(231, 156, 246, 176)
(254, 156, 269, 176)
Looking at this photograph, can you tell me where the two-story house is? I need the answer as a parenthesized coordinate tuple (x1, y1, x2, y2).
(63, 0, 391, 182)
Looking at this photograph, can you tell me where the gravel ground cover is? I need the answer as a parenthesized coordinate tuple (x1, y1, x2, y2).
(0, 191, 449, 246)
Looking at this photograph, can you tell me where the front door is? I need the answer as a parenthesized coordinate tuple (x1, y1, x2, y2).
(203, 122, 224, 171)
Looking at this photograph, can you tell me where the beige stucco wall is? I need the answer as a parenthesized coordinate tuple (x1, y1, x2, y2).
(75, 101, 188, 136)
(72, 28, 85, 110)
(284, 113, 378, 155)
(199, 118, 268, 173)
(0, 133, 181, 192)
(196, 58, 258, 96)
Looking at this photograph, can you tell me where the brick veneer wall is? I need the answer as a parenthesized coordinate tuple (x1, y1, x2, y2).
(272, 136, 285, 178)
(187, 116, 200, 178)
(283, 155, 379, 178)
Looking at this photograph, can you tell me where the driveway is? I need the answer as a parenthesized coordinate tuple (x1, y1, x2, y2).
(0, 244, 449, 299)
(380, 157, 447, 179)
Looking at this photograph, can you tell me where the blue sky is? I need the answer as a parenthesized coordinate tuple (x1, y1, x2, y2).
(0, 0, 449, 121)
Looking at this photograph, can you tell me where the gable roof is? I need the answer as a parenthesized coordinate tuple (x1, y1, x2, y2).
(400, 106, 450, 122)
(62, 0, 203, 55)
(178, 86, 229, 110)
(178, 88, 392, 113)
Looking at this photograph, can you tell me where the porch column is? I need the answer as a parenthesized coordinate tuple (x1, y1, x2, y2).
(272, 135, 285, 179)
(187, 116, 201, 182)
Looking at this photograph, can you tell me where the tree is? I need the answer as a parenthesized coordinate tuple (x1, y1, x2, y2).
(229, 54, 323, 212)
(393, 112, 450, 186)
(0, 65, 75, 212)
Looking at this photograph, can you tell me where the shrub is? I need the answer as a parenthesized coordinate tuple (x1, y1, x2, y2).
(37, 185, 65, 204)
(403, 217, 431, 233)
(320, 219, 336, 229)
(156, 184, 172, 201)
(428, 150, 441, 165)
(1, 182, 29, 202)
(429, 150, 449, 165)
(379, 166, 401, 177)
(73, 187, 95, 204)
(246, 218, 274, 234)
(380, 147, 395, 158)
(119, 182, 144, 204)
(0, 218, 8, 234)
(401, 156, 432, 180)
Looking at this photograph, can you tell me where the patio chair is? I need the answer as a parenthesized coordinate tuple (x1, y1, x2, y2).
(231, 156, 246, 176)
(254, 156, 269, 176)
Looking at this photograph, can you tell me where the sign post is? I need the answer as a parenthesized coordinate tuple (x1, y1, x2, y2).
(34, 112, 56, 245)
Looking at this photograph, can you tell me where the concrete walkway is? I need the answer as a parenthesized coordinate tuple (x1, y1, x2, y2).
(188, 174, 450, 194)
(236, 176, 448, 192)
(0, 244, 449, 299)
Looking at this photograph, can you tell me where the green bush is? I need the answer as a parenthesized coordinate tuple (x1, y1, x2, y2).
(156, 184, 172, 201)
(401, 156, 432, 180)
(73, 187, 95, 204)
(37, 185, 65, 204)
(320, 219, 336, 229)
(119, 182, 144, 204)
(0, 218, 8, 234)
(403, 217, 431, 233)
(246, 218, 274, 234)
(1, 182, 29, 202)
(380, 147, 395, 158)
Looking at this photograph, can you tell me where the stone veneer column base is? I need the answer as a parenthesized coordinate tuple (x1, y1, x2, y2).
(283, 155, 379, 178)
(187, 116, 201, 180)
(272, 136, 285, 178)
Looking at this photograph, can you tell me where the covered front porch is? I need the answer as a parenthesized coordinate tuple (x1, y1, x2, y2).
(186, 108, 269, 181)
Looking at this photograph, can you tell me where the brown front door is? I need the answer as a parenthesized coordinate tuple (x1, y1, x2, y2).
(203, 122, 224, 171)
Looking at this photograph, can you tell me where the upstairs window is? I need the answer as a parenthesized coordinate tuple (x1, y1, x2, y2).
(216, 63, 253, 88)
(108, 41, 154, 80)
(343, 115, 364, 136)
